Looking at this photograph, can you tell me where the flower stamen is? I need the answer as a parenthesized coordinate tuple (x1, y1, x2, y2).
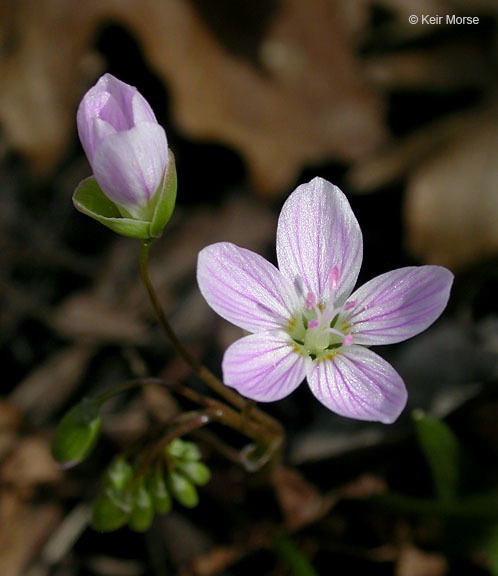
(328, 266, 339, 292)
(305, 292, 315, 310)
(288, 267, 354, 361)
(342, 334, 353, 347)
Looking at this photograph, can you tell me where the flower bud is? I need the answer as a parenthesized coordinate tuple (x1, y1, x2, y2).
(74, 73, 176, 239)
(104, 456, 134, 492)
(177, 461, 211, 486)
(91, 493, 130, 532)
(149, 468, 172, 514)
(168, 471, 199, 508)
(129, 480, 154, 532)
(166, 438, 201, 461)
(51, 398, 101, 467)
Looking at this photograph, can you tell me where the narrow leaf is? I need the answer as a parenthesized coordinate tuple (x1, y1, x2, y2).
(413, 410, 460, 503)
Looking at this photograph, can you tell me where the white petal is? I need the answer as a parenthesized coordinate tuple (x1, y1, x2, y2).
(92, 123, 167, 216)
(223, 332, 307, 401)
(132, 91, 158, 124)
(307, 346, 407, 423)
(197, 243, 298, 333)
(347, 266, 454, 345)
(277, 177, 363, 304)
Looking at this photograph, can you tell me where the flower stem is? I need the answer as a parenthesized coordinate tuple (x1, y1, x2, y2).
(139, 240, 237, 403)
(98, 377, 281, 471)
(138, 241, 283, 444)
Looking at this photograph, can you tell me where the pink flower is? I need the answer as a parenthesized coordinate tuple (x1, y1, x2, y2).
(77, 74, 168, 220)
(197, 178, 453, 423)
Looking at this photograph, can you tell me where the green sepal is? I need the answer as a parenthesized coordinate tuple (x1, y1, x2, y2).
(104, 456, 134, 492)
(73, 176, 151, 239)
(129, 480, 154, 532)
(177, 461, 211, 486)
(51, 398, 101, 466)
(149, 467, 172, 514)
(91, 492, 130, 532)
(413, 410, 460, 503)
(149, 150, 177, 238)
(168, 471, 199, 508)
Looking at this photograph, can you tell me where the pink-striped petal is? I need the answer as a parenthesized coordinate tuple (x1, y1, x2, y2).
(276, 177, 363, 304)
(197, 243, 298, 333)
(77, 90, 112, 163)
(307, 346, 407, 423)
(92, 123, 167, 216)
(77, 74, 160, 164)
(347, 266, 453, 345)
(131, 90, 157, 124)
(222, 332, 307, 401)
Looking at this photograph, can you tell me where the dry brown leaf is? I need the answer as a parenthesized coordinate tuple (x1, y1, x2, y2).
(188, 546, 246, 576)
(103, 396, 152, 448)
(149, 0, 386, 193)
(173, 516, 272, 576)
(405, 111, 498, 268)
(142, 383, 178, 423)
(146, 196, 275, 292)
(0, 492, 60, 576)
(160, 512, 213, 569)
(346, 111, 475, 193)
(34, 505, 89, 571)
(365, 39, 491, 91)
(9, 345, 94, 424)
(52, 293, 148, 344)
(1, 436, 61, 489)
(0, 0, 385, 194)
(272, 464, 335, 531)
(84, 556, 145, 576)
(361, 0, 497, 46)
(336, 473, 386, 499)
(346, 103, 498, 268)
(0, 400, 20, 462)
(0, 0, 93, 174)
(396, 544, 448, 576)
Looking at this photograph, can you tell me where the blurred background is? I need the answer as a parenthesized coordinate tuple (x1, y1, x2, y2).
(0, 0, 497, 575)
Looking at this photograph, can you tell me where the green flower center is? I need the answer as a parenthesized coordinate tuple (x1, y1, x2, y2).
(288, 307, 351, 362)
(287, 268, 354, 362)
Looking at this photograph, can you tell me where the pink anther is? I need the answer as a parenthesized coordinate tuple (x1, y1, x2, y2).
(305, 292, 315, 310)
(328, 266, 339, 291)
(342, 334, 353, 347)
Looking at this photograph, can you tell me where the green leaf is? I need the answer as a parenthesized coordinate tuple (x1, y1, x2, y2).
(273, 533, 319, 576)
(51, 398, 101, 466)
(486, 524, 498, 575)
(73, 177, 152, 239)
(149, 150, 177, 238)
(413, 410, 460, 503)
